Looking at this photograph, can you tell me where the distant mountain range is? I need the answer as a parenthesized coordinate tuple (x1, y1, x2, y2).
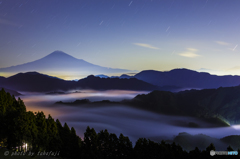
(0, 51, 136, 78)
(96, 68, 240, 91)
(133, 69, 240, 89)
(2, 68, 240, 92)
(0, 72, 159, 92)
(1, 51, 240, 90)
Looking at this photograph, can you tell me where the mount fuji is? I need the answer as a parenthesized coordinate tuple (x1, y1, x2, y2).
(0, 51, 135, 79)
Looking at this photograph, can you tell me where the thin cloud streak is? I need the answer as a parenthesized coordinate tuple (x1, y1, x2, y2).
(179, 48, 200, 58)
(133, 43, 160, 50)
(215, 41, 230, 46)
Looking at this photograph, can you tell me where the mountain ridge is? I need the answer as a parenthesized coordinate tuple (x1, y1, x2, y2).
(0, 72, 160, 92)
(133, 68, 240, 89)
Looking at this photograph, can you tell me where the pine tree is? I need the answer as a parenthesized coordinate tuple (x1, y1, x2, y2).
(98, 129, 110, 158)
(46, 114, 61, 151)
(83, 126, 98, 159)
(35, 111, 48, 151)
(118, 133, 132, 159)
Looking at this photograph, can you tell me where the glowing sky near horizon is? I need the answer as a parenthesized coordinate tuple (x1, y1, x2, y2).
(1, 0, 240, 75)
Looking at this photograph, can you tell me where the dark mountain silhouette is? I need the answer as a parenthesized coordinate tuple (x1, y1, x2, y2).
(0, 51, 135, 77)
(1, 72, 76, 92)
(77, 75, 158, 90)
(0, 72, 160, 92)
(0, 87, 21, 96)
(0, 76, 21, 95)
(0, 76, 6, 86)
(128, 86, 240, 124)
(133, 68, 240, 89)
(0, 76, 6, 80)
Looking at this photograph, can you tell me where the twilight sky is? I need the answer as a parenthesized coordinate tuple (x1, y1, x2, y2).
(1, 0, 240, 76)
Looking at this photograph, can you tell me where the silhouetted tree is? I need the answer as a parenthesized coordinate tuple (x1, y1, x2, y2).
(82, 126, 98, 159)
(69, 127, 82, 158)
(118, 133, 132, 159)
(227, 145, 234, 151)
(35, 111, 48, 151)
(46, 114, 61, 151)
(98, 129, 110, 158)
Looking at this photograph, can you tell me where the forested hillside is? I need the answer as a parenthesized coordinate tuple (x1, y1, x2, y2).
(129, 86, 240, 125)
(0, 88, 239, 159)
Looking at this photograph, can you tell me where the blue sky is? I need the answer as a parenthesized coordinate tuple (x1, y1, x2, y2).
(1, 0, 240, 76)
